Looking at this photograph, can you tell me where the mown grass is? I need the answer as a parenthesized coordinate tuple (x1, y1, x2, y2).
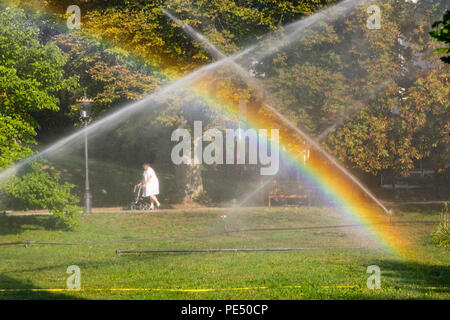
(0, 206, 448, 299)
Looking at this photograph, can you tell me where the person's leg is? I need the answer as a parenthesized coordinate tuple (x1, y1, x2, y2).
(150, 195, 160, 207)
(147, 196, 154, 210)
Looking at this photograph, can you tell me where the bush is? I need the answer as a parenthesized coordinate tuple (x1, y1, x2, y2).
(430, 209, 449, 248)
(0, 160, 81, 229)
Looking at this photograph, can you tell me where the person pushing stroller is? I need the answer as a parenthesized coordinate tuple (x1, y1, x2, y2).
(138, 163, 161, 210)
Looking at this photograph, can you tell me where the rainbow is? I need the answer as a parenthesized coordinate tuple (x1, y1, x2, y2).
(7, 1, 415, 259)
(187, 83, 413, 260)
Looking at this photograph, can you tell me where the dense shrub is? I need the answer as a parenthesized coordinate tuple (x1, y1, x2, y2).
(0, 161, 81, 229)
(430, 210, 449, 248)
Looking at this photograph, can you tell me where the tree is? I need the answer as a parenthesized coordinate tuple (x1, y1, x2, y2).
(0, 5, 80, 227)
(325, 1, 448, 176)
(259, 0, 448, 177)
(53, 34, 161, 118)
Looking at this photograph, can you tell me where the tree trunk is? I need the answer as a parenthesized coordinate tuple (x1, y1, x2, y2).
(173, 114, 204, 203)
(175, 163, 203, 203)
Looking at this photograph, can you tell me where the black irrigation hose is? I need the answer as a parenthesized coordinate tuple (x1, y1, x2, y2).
(115, 246, 363, 256)
(0, 236, 197, 247)
(0, 220, 440, 247)
(0, 241, 26, 246)
(231, 220, 439, 234)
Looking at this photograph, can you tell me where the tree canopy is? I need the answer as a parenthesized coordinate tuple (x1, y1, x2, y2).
(0, 5, 76, 167)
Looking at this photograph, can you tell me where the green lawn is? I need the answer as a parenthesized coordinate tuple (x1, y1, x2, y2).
(0, 206, 448, 299)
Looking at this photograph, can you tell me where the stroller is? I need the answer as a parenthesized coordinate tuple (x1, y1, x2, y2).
(129, 184, 152, 211)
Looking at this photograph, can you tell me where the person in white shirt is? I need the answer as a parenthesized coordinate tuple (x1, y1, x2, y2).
(139, 163, 160, 210)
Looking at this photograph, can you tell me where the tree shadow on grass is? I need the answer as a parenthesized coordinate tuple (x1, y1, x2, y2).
(380, 259, 449, 290)
(358, 259, 450, 298)
(5, 257, 123, 276)
(0, 214, 64, 236)
(0, 274, 82, 300)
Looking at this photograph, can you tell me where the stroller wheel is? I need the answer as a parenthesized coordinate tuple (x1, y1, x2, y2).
(130, 204, 136, 211)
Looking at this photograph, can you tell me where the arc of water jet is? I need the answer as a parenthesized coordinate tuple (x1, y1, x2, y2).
(0, 47, 254, 182)
(165, 0, 369, 63)
(163, 6, 391, 216)
(240, 0, 371, 62)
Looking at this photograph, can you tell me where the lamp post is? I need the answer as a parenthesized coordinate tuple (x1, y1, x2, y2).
(77, 92, 94, 214)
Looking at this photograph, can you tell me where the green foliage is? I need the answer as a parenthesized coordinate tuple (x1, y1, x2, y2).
(430, 204, 449, 248)
(430, 10, 450, 63)
(430, 218, 450, 248)
(0, 5, 80, 228)
(0, 5, 77, 166)
(0, 115, 35, 168)
(328, 64, 449, 175)
(1, 161, 80, 229)
(165, 0, 338, 55)
(53, 34, 161, 119)
(44, 0, 337, 72)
